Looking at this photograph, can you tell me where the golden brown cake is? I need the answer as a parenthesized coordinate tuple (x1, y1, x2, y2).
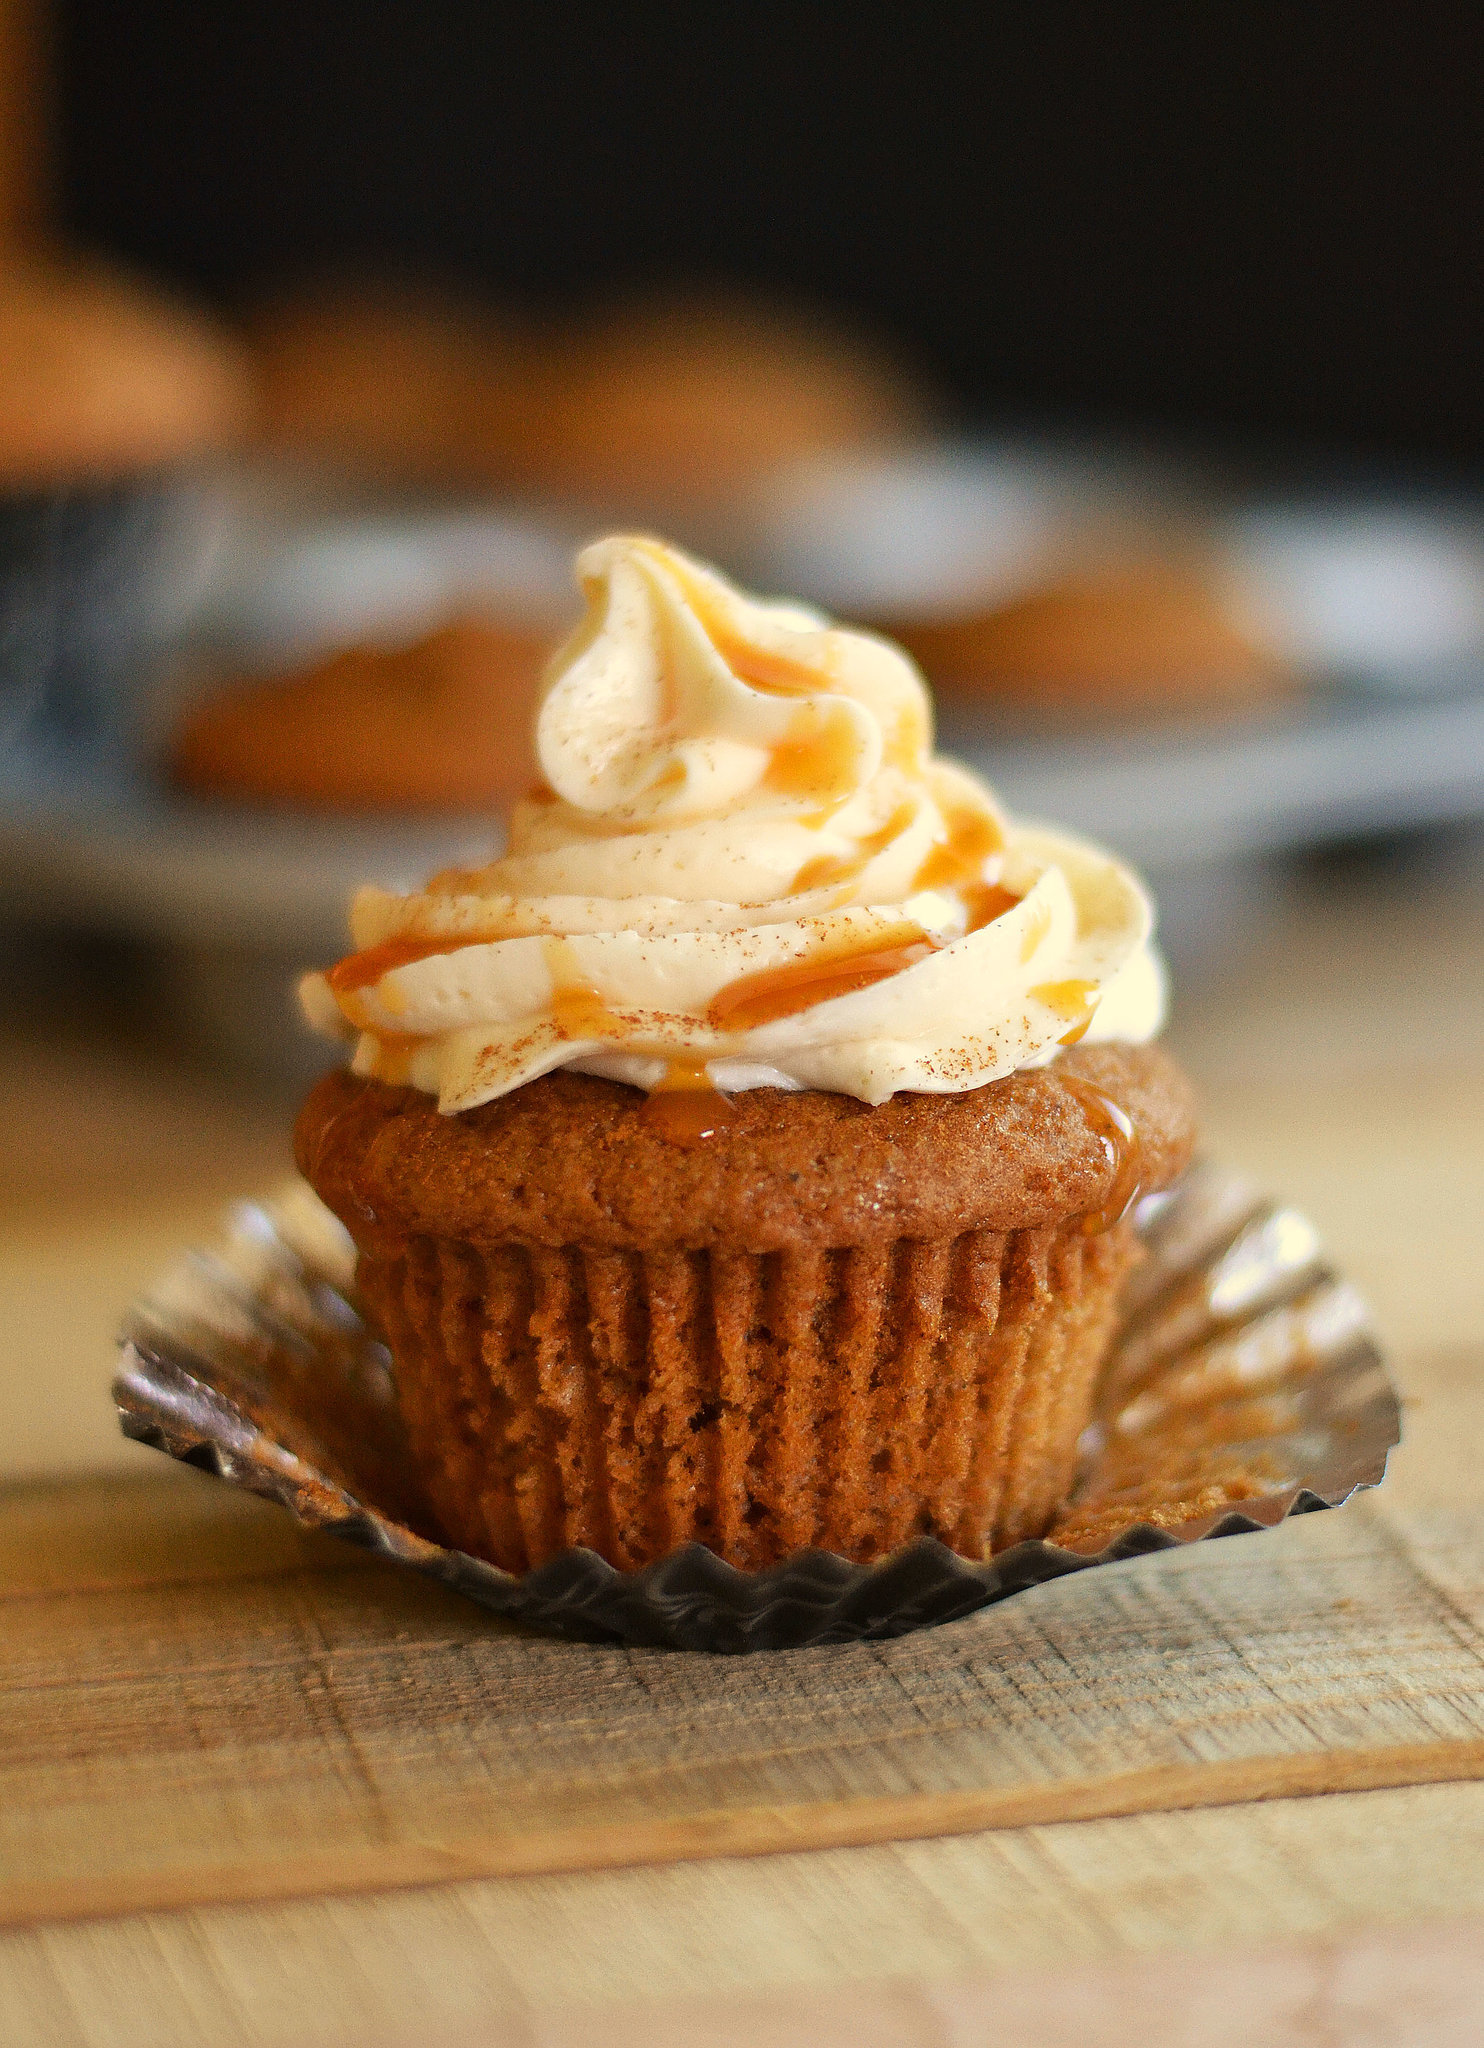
(0, 252, 251, 487)
(297, 1047, 1194, 1572)
(475, 292, 932, 508)
(883, 560, 1290, 715)
(251, 281, 929, 504)
(296, 536, 1190, 1575)
(170, 617, 552, 813)
(249, 278, 516, 486)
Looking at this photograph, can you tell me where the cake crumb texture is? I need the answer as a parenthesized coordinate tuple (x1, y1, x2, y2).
(356, 1217, 1140, 1572)
(296, 1045, 1194, 1572)
(295, 1043, 1196, 1254)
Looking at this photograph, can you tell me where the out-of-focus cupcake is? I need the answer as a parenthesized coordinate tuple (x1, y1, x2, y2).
(294, 535, 1196, 1577)
(474, 292, 933, 515)
(750, 450, 1293, 722)
(0, 252, 252, 755)
(883, 558, 1291, 718)
(250, 279, 932, 519)
(248, 278, 519, 490)
(170, 615, 553, 814)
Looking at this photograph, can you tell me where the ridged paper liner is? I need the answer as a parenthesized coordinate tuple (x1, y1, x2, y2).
(115, 1162, 1399, 1652)
(359, 1224, 1139, 1575)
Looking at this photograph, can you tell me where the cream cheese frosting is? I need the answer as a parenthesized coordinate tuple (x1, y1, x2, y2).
(300, 534, 1165, 1111)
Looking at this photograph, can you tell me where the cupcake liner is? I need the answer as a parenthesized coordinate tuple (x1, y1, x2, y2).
(355, 1220, 1141, 1575)
(114, 1160, 1399, 1651)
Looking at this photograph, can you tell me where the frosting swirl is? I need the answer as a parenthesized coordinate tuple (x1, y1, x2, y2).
(301, 535, 1164, 1111)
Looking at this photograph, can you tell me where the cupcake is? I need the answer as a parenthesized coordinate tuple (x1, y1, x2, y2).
(169, 615, 553, 813)
(252, 281, 930, 516)
(0, 252, 251, 754)
(295, 536, 1195, 1573)
(881, 560, 1291, 718)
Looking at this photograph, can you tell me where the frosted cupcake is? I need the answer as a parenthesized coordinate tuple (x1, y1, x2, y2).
(295, 537, 1195, 1573)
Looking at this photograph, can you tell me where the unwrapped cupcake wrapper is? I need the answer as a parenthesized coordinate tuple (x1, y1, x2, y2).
(357, 1220, 1142, 1577)
(115, 1163, 1400, 1651)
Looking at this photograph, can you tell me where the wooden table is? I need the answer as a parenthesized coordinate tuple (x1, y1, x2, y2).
(2, 840, 1483, 2047)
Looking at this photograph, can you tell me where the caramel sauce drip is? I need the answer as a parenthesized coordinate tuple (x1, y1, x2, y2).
(707, 923, 938, 1033)
(638, 1058, 739, 1145)
(544, 938, 627, 1040)
(761, 707, 861, 802)
(885, 702, 929, 771)
(655, 541, 925, 801)
(327, 931, 472, 995)
(1030, 977, 1099, 1046)
(1017, 898, 1053, 962)
(424, 865, 485, 895)
(365, 1030, 426, 1086)
(654, 546, 823, 700)
(912, 808, 1019, 933)
(1060, 1073, 1143, 1234)
(961, 882, 1024, 933)
(549, 983, 627, 1039)
(713, 634, 828, 698)
(911, 807, 1004, 893)
(790, 800, 917, 894)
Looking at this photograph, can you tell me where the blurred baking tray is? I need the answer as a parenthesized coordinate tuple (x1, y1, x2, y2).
(8, 452, 1484, 952)
(941, 683, 1484, 872)
(4, 681, 1484, 968)
(0, 751, 489, 956)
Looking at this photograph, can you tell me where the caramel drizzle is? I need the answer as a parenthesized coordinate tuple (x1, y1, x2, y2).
(326, 932, 473, 995)
(653, 540, 927, 795)
(911, 807, 1004, 893)
(544, 937, 628, 1041)
(911, 806, 1021, 935)
(1061, 1073, 1144, 1234)
(962, 882, 1024, 934)
(761, 710, 863, 803)
(706, 923, 939, 1033)
(791, 800, 1018, 930)
(1017, 898, 1053, 963)
(791, 800, 918, 895)
(1030, 977, 1099, 1046)
(362, 1030, 426, 1086)
(637, 1058, 739, 1145)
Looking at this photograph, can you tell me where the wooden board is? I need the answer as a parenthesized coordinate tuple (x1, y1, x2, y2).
(6, 1458, 1484, 1932)
(4, 837, 1482, 2046)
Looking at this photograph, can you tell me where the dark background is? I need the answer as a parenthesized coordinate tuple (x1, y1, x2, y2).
(55, 6, 1482, 461)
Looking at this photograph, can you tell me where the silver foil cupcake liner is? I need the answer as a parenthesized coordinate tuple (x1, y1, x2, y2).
(115, 1161, 1399, 1652)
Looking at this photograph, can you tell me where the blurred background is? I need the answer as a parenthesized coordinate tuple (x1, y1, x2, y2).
(2, 7, 1482, 1471)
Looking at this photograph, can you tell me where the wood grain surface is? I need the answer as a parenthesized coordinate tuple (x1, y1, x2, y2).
(5, 1455, 1484, 1933)
(0, 844, 1481, 2044)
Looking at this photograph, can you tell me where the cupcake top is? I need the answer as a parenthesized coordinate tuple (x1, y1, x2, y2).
(170, 617, 553, 813)
(301, 535, 1164, 1112)
(0, 254, 251, 488)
